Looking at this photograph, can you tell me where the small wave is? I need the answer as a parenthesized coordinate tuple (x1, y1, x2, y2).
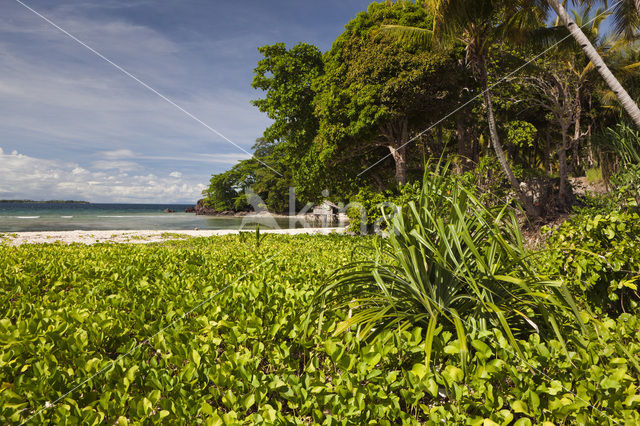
(61, 216, 73, 218)
(16, 216, 40, 219)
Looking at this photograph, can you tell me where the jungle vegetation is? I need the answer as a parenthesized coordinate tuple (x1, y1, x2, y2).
(203, 0, 640, 219)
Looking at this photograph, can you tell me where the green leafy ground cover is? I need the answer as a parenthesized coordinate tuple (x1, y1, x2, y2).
(1, 235, 640, 424)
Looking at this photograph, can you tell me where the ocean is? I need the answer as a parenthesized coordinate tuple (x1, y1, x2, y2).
(0, 202, 328, 232)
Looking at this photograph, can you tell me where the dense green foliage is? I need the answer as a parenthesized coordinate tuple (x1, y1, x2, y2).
(541, 209, 640, 315)
(346, 181, 422, 233)
(314, 2, 465, 186)
(0, 235, 360, 424)
(605, 123, 640, 206)
(202, 42, 325, 212)
(202, 2, 475, 211)
(1, 233, 640, 424)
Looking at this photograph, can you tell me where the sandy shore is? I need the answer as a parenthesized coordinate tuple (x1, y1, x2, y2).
(2, 228, 347, 246)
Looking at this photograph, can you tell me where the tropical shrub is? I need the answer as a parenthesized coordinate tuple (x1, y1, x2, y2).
(541, 209, 640, 315)
(586, 167, 603, 184)
(346, 181, 422, 234)
(316, 162, 585, 371)
(461, 156, 510, 208)
(607, 123, 640, 166)
(610, 163, 640, 207)
(0, 235, 360, 424)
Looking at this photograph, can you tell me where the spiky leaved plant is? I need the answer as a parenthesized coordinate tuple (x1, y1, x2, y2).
(313, 161, 585, 368)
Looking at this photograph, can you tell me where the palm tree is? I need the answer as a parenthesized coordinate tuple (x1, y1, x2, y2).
(599, 0, 640, 40)
(547, 0, 640, 127)
(598, 41, 640, 115)
(382, 0, 540, 217)
(529, 7, 634, 204)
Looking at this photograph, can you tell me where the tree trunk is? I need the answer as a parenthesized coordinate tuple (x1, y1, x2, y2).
(545, 126, 552, 174)
(479, 58, 537, 217)
(389, 145, 408, 185)
(437, 124, 444, 148)
(456, 114, 466, 157)
(381, 119, 409, 185)
(571, 87, 582, 175)
(558, 125, 570, 204)
(636, 0, 640, 17)
(548, 0, 640, 128)
(587, 124, 594, 168)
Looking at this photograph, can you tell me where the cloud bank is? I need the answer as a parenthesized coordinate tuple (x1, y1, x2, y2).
(0, 147, 206, 203)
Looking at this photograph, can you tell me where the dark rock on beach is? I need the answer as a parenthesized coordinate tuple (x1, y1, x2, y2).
(190, 199, 253, 216)
(194, 199, 217, 216)
(163, 208, 176, 213)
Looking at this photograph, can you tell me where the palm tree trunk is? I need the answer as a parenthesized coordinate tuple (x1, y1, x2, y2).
(636, 0, 640, 17)
(479, 59, 537, 217)
(547, 0, 640, 128)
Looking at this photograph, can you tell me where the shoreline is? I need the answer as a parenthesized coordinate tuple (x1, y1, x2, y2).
(2, 228, 347, 246)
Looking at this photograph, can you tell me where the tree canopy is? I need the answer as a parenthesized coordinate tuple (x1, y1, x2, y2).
(203, 0, 640, 217)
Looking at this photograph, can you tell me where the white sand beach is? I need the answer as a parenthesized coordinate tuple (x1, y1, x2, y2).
(2, 228, 347, 246)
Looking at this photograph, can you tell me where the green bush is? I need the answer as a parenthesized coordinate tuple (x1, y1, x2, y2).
(346, 181, 422, 234)
(610, 163, 640, 208)
(461, 156, 511, 208)
(541, 209, 640, 315)
(346, 157, 515, 235)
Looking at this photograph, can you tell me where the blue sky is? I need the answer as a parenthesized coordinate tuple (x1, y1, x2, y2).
(0, 0, 372, 203)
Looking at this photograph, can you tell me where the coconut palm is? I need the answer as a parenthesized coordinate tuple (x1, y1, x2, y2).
(547, 0, 640, 127)
(598, 40, 640, 115)
(528, 6, 634, 204)
(610, 0, 640, 40)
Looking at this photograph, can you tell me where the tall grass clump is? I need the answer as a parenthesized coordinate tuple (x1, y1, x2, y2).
(314, 161, 586, 368)
(608, 123, 640, 165)
(586, 167, 603, 184)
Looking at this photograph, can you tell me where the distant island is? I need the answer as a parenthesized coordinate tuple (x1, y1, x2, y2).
(0, 200, 90, 204)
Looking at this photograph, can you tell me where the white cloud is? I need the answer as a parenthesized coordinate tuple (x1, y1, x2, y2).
(97, 150, 251, 165)
(99, 149, 136, 160)
(91, 160, 141, 172)
(143, 153, 252, 165)
(0, 147, 205, 203)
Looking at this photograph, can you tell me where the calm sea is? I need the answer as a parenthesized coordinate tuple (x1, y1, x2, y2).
(0, 202, 325, 232)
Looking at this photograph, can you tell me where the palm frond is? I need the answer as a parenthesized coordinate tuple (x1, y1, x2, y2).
(527, 25, 570, 51)
(607, 123, 640, 164)
(611, 0, 640, 41)
(378, 24, 434, 48)
(621, 61, 640, 72)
